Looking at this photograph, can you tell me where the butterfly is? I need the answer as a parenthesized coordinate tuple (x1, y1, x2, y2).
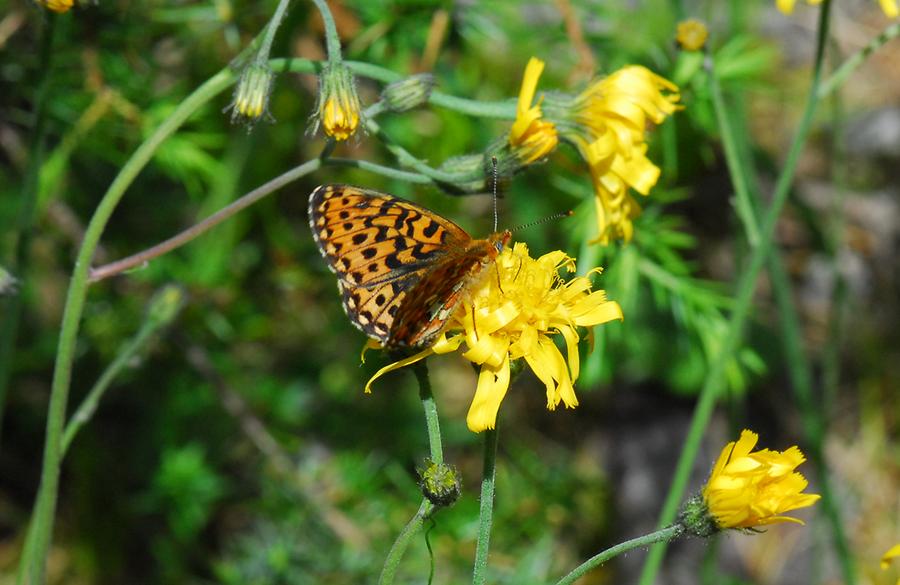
(308, 185, 511, 349)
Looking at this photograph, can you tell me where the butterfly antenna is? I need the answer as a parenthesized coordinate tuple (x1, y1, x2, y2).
(510, 210, 574, 233)
(491, 156, 499, 233)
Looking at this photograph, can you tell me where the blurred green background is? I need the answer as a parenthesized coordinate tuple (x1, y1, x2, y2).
(1, 0, 897, 583)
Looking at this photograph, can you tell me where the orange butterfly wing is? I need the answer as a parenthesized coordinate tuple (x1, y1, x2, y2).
(309, 185, 508, 348)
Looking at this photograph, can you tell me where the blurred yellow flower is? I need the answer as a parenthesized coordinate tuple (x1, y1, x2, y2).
(313, 62, 362, 141)
(777, 0, 897, 17)
(39, 0, 73, 12)
(676, 18, 709, 51)
(702, 430, 820, 529)
(508, 57, 559, 165)
(547, 66, 679, 244)
(365, 243, 622, 433)
(882, 542, 900, 568)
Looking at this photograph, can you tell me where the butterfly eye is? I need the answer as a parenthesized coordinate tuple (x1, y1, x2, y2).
(494, 241, 504, 253)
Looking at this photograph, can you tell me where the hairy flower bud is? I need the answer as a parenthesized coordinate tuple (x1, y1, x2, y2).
(382, 74, 436, 113)
(229, 63, 274, 126)
(417, 459, 461, 508)
(311, 62, 362, 141)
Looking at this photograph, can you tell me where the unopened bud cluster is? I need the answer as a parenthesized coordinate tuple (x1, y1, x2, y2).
(417, 459, 461, 508)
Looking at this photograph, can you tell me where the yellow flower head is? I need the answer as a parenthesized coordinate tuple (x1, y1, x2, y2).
(365, 243, 623, 433)
(676, 18, 709, 52)
(546, 66, 679, 244)
(313, 62, 362, 141)
(508, 57, 559, 165)
(39, 0, 74, 12)
(777, 0, 897, 17)
(882, 543, 900, 572)
(702, 430, 820, 529)
(229, 64, 274, 125)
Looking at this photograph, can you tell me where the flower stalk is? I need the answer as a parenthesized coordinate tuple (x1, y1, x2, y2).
(472, 427, 498, 585)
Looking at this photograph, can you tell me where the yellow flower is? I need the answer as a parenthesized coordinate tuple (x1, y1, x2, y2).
(546, 66, 679, 244)
(508, 57, 559, 165)
(365, 243, 623, 433)
(676, 18, 709, 52)
(777, 0, 897, 17)
(883, 544, 900, 585)
(313, 62, 362, 141)
(39, 0, 74, 12)
(702, 430, 820, 529)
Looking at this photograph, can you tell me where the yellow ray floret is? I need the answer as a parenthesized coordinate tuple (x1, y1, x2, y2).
(508, 57, 559, 165)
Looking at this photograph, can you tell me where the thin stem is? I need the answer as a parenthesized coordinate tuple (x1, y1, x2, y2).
(310, 0, 343, 62)
(378, 500, 433, 585)
(710, 28, 857, 585)
(0, 14, 56, 449)
(88, 158, 321, 282)
(60, 310, 171, 455)
(365, 117, 483, 184)
(637, 2, 833, 584)
(472, 427, 498, 585)
(327, 157, 433, 183)
(818, 22, 900, 99)
(555, 525, 684, 585)
(16, 68, 234, 585)
(412, 361, 444, 465)
(256, 0, 292, 63)
(708, 56, 759, 246)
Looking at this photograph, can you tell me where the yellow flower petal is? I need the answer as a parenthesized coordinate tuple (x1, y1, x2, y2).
(509, 57, 559, 164)
(467, 353, 511, 432)
(364, 347, 434, 393)
(881, 543, 900, 570)
(879, 0, 899, 16)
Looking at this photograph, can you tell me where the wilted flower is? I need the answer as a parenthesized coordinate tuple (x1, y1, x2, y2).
(676, 18, 709, 51)
(311, 62, 362, 141)
(545, 66, 679, 244)
(507, 57, 559, 165)
(696, 429, 820, 530)
(776, 0, 898, 17)
(228, 63, 274, 125)
(365, 242, 623, 433)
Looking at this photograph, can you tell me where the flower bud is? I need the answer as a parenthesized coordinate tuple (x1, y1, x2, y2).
(312, 62, 362, 141)
(382, 74, 436, 113)
(436, 154, 486, 193)
(229, 63, 274, 126)
(38, 0, 74, 13)
(146, 285, 186, 327)
(417, 459, 461, 508)
(676, 18, 709, 52)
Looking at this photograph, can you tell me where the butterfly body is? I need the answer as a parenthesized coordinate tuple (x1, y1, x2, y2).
(309, 185, 510, 348)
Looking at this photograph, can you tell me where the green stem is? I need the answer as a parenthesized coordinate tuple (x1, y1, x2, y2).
(378, 500, 433, 585)
(16, 69, 234, 585)
(60, 297, 178, 455)
(556, 525, 684, 585)
(637, 3, 833, 584)
(0, 15, 56, 450)
(709, 31, 857, 585)
(365, 117, 483, 184)
(256, 0, 292, 63)
(310, 0, 343, 62)
(472, 427, 498, 585)
(412, 361, 444, 465)
(378, 361, 445, 584)
(818, 22, 900, 99)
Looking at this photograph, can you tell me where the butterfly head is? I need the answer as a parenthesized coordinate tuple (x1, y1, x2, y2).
(492, 230, 512, 253)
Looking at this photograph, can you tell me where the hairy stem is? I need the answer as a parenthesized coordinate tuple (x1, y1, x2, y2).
(556, 525, 684, 585)
(472, 427, 498, 585)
